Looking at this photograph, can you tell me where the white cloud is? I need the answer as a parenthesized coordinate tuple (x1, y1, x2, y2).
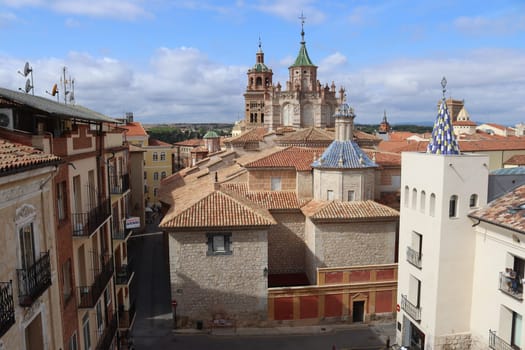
(0, 11, 17, 26)
(454, 13, 525, 36)
(253, 0, 325, 23)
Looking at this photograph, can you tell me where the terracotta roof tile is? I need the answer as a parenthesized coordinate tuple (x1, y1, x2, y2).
(454, 120, 477, 126)
(122, 122, 148, 136)
(225, 127, 268, 144)
(0, 138, 61, 175)
(469, 185, 525, 234)
(148, 138, 172, 147)
(245, 146, 324, 171)
(505, 155, 525, 165)
(243, 191, 310, 210)
(365, 150, 401, 167)
(174, 138, 203, 147)
(160, 190, 276, 229)
(301, 200, 399, 221)
(277, 127, 333, 142)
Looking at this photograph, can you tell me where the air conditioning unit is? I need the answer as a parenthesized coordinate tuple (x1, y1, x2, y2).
(0, 108, 14, 129)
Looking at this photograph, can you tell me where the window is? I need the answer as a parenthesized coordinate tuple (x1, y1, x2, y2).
(512, 311, 523, 348)
(207, 233, 232, 255)
(348, 190, 355, 201)
(69, 332, 78, 350)
(469, 194, 478, 208)
(429, 193, 436, 217)
(153, 172, 159, 181)
(152, 152, 158, 161)
(57, 181, 67, 221)
(327, 190, 334, 200)
(104, 287, 111, 307)
(271, 177, 281, 191)
(449, 195, 458, 218)
(160, 152, 166, 161)
(96, 300, 103, 331)
(409, 275, 422, 307)
(144, 171, 147, 180)
(404, 186, 409, 207)
(19, 223, 36, 270)
(153, 188, 158, 197)
(420, 191, 426, 213)
(82, 313, 91, 350)
(161, 171, 167, 179)
(412, 188, 417, 210)
(63, 259, 72, 302)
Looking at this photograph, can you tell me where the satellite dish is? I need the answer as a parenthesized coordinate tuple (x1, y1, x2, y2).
(23, 62, 32, 77)
(25, 78, 32, 93)
(69, 90, 75, 103)
(51, 84, 58, 96)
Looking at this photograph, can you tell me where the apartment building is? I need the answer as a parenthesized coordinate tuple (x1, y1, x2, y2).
(0, 87, 136, 349)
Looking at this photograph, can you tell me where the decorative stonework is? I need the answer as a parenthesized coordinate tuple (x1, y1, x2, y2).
(15, 203, 36, 224)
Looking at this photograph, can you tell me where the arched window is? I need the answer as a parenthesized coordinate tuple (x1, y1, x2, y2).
(469, 194, 478, 208)
(161, 171, 167, 179)
(420, 191, 426, 213)
(449, 195, 458, 218)
(404, 186, 409, 208)
(256, 77, 262, 86)
(430, 193, 436, 217)
(153, 172, 159, 181)
(412, 188, 417, 210)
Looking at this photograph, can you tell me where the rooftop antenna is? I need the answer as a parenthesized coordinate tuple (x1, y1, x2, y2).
(18, 61, 34, 95)
(60, 66, 75, 104)
(441, 76, 447, 100)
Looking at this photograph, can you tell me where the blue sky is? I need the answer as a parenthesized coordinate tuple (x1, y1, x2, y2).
(0, 0, 524, 125)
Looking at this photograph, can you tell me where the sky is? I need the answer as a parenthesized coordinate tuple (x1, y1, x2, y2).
(0, 0, 524, 126)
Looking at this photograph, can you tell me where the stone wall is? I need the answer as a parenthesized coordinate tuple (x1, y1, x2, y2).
(435, 333, 472, 350)
(169, 229, 268, 327)
(315, 221, 397, 267)
(267, 212, 306, 274)
(248, 169, 296, 191)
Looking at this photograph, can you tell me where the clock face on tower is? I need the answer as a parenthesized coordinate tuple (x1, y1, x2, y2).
(0, 112, 10, 127)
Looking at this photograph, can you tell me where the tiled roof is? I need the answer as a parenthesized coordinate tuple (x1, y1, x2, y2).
(220, 183, 248, 195)
(302, 200, 399, 221)
(483, 123, 507, 131)
(388, 131, 419, 141)
(469, 185, 525, 234)
(148, 138, 172, 147)
(191, 146, 208, 153)
(122, 122, 148, 137)
(365, 150, 401, 167)
(312, 141, 377, 169)
(354, 130, 381, 141)
(504, 155, 525, 166)
(277, 127, 333, 143)
(160, 190, 276, 229)
(491, 167, 525, 175)
(454, 120, 477, 126)
(174, 139, 203, 147)
(291, 40, 315, 67)
(379, 137, 525, 153)
(427, 99, 460, 155)
(0, 138, 61, 175)
(245, 146, 324, 171)
(243, 191, 310, 210)
(225, 127, 268, 144)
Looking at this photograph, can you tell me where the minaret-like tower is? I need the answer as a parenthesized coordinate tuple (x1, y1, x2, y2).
(244, 38, 273, 127)
(288, 13, 317, 93)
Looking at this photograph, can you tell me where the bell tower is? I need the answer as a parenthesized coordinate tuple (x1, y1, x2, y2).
(244, 38, 273, 128)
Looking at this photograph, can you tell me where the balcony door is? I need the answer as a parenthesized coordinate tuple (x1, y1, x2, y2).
(25, 313, 44, 350)
(19, 223, 36, 270)
(512, 311, 522, 349)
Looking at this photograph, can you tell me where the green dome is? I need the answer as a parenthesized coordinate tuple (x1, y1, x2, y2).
(203, 130, 219, 139)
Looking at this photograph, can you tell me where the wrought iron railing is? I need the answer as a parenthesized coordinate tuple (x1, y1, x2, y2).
(95, 315, 117, 350)
(109, 173, 130, 194)
(115, 261, 134, 285)
(0, 281, 15, 337)
(498, 271, 523, 301)
(401, 294, 421, 322)
(17, 251, 52, 307)
(489, 329, 515, 350)
(72, 199, 111, 237)
(118, 301, 136, 329)
(78, 255, 114, 308)
(406, 246, 422, 269)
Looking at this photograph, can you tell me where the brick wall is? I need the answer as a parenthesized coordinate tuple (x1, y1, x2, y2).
(268, 212, 306, 274)
(169, 229, 268, 327)
(248, 169, 296, 191)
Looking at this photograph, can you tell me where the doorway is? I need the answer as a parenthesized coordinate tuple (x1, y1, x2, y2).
(352, 301, 365, 322)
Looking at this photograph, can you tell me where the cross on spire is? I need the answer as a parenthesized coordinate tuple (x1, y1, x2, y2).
(299, 12, 306, 43)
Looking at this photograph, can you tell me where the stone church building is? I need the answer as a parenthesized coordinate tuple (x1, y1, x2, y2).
(244, 23, 343, 131)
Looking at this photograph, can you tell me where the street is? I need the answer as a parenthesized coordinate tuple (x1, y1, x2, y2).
(127, 219, 394, 349)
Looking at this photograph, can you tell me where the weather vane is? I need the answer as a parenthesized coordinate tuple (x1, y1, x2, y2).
(299, 11, 306, 41)
(441, 76, 447, 99)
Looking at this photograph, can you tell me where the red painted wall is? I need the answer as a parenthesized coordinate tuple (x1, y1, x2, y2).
(274, 297, 294, 320)
(325, 294, 343, 317)
(299, 295, 318, 319)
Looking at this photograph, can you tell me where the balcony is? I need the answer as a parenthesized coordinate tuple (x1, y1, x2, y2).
(78, 255, 114, 308)
(406, 246, 422, 269)
(489, 329, 515, 350)
(95, 315, 117, 350)
(115, 261, 134, 285)
(109, 173, 130, 195)
(119, 301, 136, 329)
(17, 251, 52, 307)
(112, 227, 131, 240)
(401, 294, 421, 322)
(499, 271, 523, 301)
(72, 199, 111, 237)
(0, 281, 15, 338)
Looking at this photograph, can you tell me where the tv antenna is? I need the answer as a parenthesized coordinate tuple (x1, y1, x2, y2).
(18, 61, 34, 95)
(60, 66, 75, 104)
